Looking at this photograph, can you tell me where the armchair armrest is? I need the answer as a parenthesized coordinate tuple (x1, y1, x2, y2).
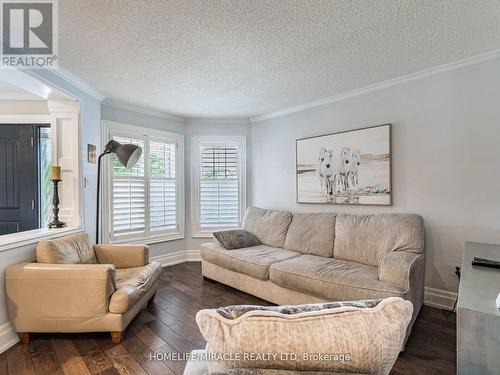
(5, 263, 116, 319)
(94, 244, 149, 268)
(379, 252, 424, 292)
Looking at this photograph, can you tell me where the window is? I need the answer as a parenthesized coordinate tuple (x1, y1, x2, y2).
(38, 126, 52, 227)
(105, 122, 184, 243)
(192, 136, 246, 236)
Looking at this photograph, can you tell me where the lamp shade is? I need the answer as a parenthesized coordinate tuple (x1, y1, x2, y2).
(105, 139, 142, 168)
(116, 143, 142, 168)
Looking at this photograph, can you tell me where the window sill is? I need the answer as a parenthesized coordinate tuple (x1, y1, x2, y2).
(192, 234, 213, 239)
(192, 227, 242, 238)
(109, 232, 185, 245)
(192, 231, 214, 238)
(0, 226, 84, 253)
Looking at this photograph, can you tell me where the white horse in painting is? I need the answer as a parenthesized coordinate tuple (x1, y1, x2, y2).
(317, 147, 335, 196)
(333, 147, 351, 192)
(348, 149, 361, 188)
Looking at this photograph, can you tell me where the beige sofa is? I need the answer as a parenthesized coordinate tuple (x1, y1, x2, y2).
(5, 233, 161, 344)
(201, 207, 425, 342)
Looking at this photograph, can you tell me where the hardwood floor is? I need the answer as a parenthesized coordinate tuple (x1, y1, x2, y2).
(1, 262, 456, 374)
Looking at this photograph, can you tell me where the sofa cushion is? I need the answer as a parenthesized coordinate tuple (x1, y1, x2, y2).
(334, 213, 425, 266)
(242, 207, 292, 248)
(109, 261, 162, 314)
(213, 229, 261, 250)
(283, 213, 336, 257)
(269, 254, 405, 301)
(201, 242, 301, 280)
(37, 233, 97, 264)
(196, 297, 413, 374)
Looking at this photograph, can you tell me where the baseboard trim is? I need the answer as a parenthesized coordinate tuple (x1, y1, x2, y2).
(424, 287, 457, 311)
(150, 250, 201, 267)
(185, 249, 201, 262)
(0, 322, 19, 354)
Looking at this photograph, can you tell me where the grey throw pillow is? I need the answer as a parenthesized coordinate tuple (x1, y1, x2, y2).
(213, 229, 261, 250)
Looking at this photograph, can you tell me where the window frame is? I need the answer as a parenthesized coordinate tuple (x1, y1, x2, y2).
(191, 135, 246, 238)
(0, 102, 83, 253)
(102, 121, 185, 244)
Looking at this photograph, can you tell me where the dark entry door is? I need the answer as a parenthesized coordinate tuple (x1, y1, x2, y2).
(0, 125, 38, 235)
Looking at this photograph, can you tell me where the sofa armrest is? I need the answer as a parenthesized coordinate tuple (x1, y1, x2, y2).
(379, 252, 424, 292)
(94, 244, 149, 268)
(5, 263, 116, 319)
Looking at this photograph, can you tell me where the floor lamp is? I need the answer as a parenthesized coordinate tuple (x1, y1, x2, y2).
(96, 139, 142, 243)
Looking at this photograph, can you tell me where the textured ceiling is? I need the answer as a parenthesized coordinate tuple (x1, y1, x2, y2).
(59, 0, 500, 118)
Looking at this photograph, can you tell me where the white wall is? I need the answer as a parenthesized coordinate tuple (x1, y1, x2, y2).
(250, 58, 500, 294)
(0, 100, 48, 114)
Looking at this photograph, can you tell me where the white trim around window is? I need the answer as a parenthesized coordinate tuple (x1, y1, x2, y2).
(102, 121, 185, 244)
(0, 104, 83, 252)
(191, 135, 246, 238)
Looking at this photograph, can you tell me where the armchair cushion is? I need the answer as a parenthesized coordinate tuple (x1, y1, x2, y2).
(196, 297, 413, 374)
(379, 252, 424, 291)
(37, 233, 97, 264)
(6, 263, 115, 318)
(94, 244, 149, 268)
(109, 261, 162, 313)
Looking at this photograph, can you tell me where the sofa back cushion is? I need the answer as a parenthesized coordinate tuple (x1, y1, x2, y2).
(334, 214, 424, 266)
(37, 233, 97, 264)
(242, 207, 292, 248)
(283, 213, 336, 257)
(196, 297, 413, 374)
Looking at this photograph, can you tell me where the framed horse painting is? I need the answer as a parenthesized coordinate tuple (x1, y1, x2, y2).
(296, 124, 392, 205)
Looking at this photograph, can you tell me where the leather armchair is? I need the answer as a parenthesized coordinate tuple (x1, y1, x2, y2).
(5, 233, 161, 344)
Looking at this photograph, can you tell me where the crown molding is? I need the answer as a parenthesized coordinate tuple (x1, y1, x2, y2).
(250, 49, 500, 123)
(185, 117, 250, 125)
(50, 68, 106, 101)
(102, 99, 187, 122)
(103, 99, 250, 125)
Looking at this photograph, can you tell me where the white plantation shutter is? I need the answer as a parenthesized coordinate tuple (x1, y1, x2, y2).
(111, 136, 145, 235)
(149, 140, 177, 231)
(199, 145, 240, 230)
(112, 179, 145, 233)
(107, 127, 183, 242)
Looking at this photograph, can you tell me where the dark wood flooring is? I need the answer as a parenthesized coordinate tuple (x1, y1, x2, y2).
(0, 262, 456, 374)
